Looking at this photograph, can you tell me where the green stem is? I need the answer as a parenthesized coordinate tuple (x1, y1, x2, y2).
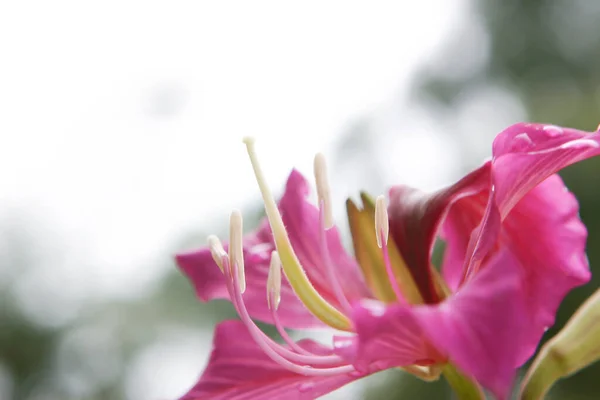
(442, 364, 484, 400)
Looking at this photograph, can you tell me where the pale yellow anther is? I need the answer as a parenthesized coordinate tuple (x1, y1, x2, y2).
(229, 209, 246, 293)
(375, 195, 389, 248)
(243, 137, 351, 331)
(313, 152, 334, 229)
(267, 251, 282, 310)
(207, 234, 227, 273)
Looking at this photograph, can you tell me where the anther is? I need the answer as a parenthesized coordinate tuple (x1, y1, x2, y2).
(229, 209, 246, 293)
(375, 195, 389, 248)
(207, 234, 227, 273)
(314, 152, 334, 229)
(267, 251, 282, 310)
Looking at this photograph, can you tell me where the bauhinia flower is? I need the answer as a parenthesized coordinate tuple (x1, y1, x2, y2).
(176, 123, 600, 400)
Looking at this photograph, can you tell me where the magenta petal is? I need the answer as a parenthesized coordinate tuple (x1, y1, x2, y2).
(499, 174, 590, 364)
(346, 300, 444, 373)
(349, 250, 526, 399)
(441, 123, 597, 366)
(412, 250, 526, 400)
(441, 178, 590, 367)
(491, 123, 600, 213)
(181, 320, 364, 400)
(440, 184, 491, 290)
(387, 163, 491, 302)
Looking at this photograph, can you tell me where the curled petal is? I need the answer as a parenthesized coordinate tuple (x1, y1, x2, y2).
(439, 185, 490, 290)
(441, 124, 595, 366)
(491, 123, 600, 212)
(387, 164, 491, 303)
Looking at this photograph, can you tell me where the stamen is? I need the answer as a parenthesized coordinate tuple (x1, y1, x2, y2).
(381, 232, 406, 303)
(376, 195, 405, 303)
(375, 195, 389, 248)
(229, 210, 246, 293)
(223, 255, 354, 375)
(319, 199, 352, 315)
(243, 137, 351, 331)
(267, 251, 282, 310)
(314, 152, 334, 229)
(271, 295, 315, 356)
(207, 234, 227, 273)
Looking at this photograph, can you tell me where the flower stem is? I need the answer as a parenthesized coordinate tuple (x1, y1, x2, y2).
(442, 364, 484, 400)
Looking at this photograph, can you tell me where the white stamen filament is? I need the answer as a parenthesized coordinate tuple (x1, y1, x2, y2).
(229, 210, 246, 293)
(375, 194, 405, 303)
(207, 234, 227, 273)
(314, 152, 334, 229)
(222, 256, 355, 376)
(267, 251, 282, 310)
(375, 195, 389, 248)
(318, 199, 353, 315)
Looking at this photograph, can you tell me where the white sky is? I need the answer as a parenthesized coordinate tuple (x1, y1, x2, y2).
(0, 1, 471, 398)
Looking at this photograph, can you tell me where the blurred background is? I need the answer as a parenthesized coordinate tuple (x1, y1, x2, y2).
(1, 0, 599, 399)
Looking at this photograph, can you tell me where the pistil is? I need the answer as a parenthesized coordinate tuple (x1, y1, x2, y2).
(243, 137, 351, 331)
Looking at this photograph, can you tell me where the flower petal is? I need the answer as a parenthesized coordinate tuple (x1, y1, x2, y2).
(387, 163, 491, 303)
(176, 169, 369, 329)
(491, 123, 600, 213)
(481, 125, 597, 354)
(345, 300, 445, 373)
(439, 182, 491, 290)
(441, 123, 597, 367)
(444, 124, 596, 357)
(348, 249, 526, 399)
(496, 174, 589, 364)
(180, 320, 364, 400)
(411, 249, 526, 400)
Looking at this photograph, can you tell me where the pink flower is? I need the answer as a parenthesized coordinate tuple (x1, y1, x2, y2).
(176, 123, 598, 399)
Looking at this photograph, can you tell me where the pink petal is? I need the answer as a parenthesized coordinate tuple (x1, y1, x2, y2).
(491, 123, 600, 213)
(443, 123, 598, 286)
(344, 300, 444, 373)
(348, 250, 529, 398)
(496, 174, 589, 364)
(439, 184, 491, 290)
(441, 123, 597, 365)
(387, 163, 490, 303)
(412, 249, 526, 400)
(443, 124, 596, 359)
(180, 320, 364, 400)
(176, 169, 369, 329)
